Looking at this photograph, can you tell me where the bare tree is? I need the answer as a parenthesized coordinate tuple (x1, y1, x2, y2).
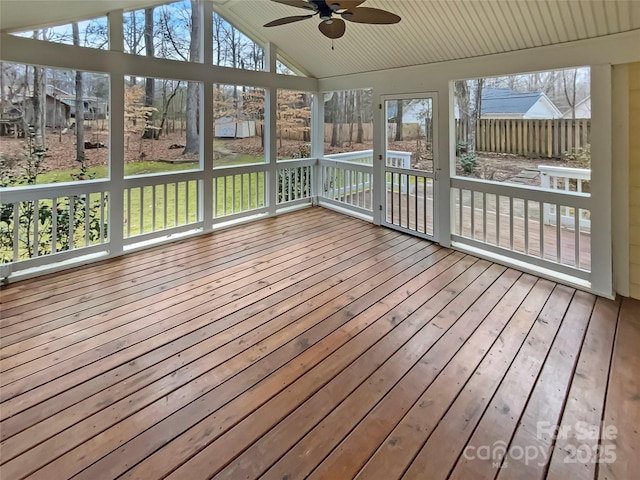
(394, 99, 404, 142)
(183, 0, 201, 155)
(563, 68, 578, 120)
(31, 31, 45, 149)
(142, 7, 156, 139)
(72, 23, 85, 162)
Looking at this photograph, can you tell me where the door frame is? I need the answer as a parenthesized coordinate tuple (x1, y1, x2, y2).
(377, 92, 443, 243)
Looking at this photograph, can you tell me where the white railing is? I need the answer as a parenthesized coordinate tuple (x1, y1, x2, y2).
(1, 151, 418, 281)
(212, 163, 268, 221)
(324, 149, 411, 170)
(385, 168, 435, 238)
(318, 157, 373, 217)
(123, 171, 203, 245)
(0, 180, 110, 279)
(539, 165, 591, 232)
(325, 149, 413, 193)
(451, 177, 591, 279)
(276, 158, 315, 208)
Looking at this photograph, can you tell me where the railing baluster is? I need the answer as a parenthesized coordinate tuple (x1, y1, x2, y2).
(33, 200, 40, 258)
(152, 185, 156, 233)
(540, 201, 544, 260)
(69, 196, 75, 250)
(470, 190, 475, 240)
(458, 188, 462, 235)
(405, 174, 409, 229)
(52, 197, 58, 252)
(575, 209, 580, 268)
(482, 192, 487, 242)
(413, 175, 420, 232)
(12, 203, 19, 261)
(163, 183, 167, 229)
(524, 200, 529, 254)
(85, 194, 90, 247)
(174, 183, 178, 226)
(556, 204, 561, 263)
(496, 195, 500, 247)
(509, 196, 514, 250)
(139, 188, 144, 234)
(126, 188, 131, 238)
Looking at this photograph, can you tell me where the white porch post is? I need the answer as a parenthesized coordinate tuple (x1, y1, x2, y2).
(590, 64, 614, 297)
(264, 42, 278, 215)
(108, 10, 125, 256)
(372, 92, 384, 225)
(201, 0, 214, 229)
(311, 92, 324, 202)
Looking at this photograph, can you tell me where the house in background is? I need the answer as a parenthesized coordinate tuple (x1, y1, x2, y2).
(480, 88, 563, 119)
(563, 95, 592, 118)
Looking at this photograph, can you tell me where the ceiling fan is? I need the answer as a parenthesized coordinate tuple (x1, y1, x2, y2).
(264, 0, 401, 40)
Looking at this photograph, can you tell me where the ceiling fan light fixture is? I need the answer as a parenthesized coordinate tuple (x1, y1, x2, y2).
(320, 14, 332, 21)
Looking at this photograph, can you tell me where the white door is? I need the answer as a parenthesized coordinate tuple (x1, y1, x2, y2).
(380, 94, 439, 241)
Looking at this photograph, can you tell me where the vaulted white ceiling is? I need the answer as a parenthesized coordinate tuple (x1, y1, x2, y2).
(1, 0, 639, 79)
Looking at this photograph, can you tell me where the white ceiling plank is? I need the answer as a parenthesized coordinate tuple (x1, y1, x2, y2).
(529, 0, 555, 45)
(557, 1, 579, 41)
(590, 1, 610, 36)
(603, 0, 621, 33)
(2, 0, 638, 80)
(507, 0, 535, 48)
(539, 0, 562, 44)
(633, 0, 640, 29)
(546, 0, 570, 43)
(567, 1, 588, 39)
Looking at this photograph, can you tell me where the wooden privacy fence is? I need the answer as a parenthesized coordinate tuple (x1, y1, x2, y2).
(456, 118, 590, 158)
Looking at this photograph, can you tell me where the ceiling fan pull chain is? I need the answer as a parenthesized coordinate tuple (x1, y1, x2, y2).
(332, 39, 334, 50)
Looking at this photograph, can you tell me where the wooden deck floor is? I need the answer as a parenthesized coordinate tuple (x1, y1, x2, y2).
(0, 207, 637, 480)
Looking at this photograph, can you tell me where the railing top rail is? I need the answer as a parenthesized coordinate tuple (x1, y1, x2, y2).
(451, 176, 590, 209)
(324, 150, 373, 161)
(0, 179, 109, 203)
(538, 165, 591, 180)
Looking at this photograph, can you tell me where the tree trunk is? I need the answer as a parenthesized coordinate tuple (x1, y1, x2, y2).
(72, 23, 85, 162)
(455, 80, 471, 152)
(356, 90, 364, 143)
(330, 93, 339, 147)
(183, 0, 201, 155)
(394, 100, 404, 142)
(31, 48, 45, 149)
(142, 7, 156, 139)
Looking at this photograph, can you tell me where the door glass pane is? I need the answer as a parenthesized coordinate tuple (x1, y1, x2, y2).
(385, 98, 433, 172)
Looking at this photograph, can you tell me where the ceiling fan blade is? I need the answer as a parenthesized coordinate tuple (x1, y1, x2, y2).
(327, 1, 366, 11)
(341, 7, 401, 24)
(270, 0, 317, 11)
(264, 14, 315, 27)
(318, 18, 346, 39)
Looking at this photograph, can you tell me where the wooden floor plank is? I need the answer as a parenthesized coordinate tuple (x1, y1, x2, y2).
(330, 276, 551, 478)
(0, 232, 417, 458)
(214, 262, 512, 480)
(300, 271, 535, 479)
(0, 208, 327, 309)
(0, 207, 632, 480)
(0, 228, 408, 425)
(492, 290, 596, 480)
(598, 297, 640, 480)
(546, 297, 620, 480)
(0, 217, 374, 369)
(2, 235, 449, 478)
(158, 257, 491, 480)
(0, 211, 349, 336)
